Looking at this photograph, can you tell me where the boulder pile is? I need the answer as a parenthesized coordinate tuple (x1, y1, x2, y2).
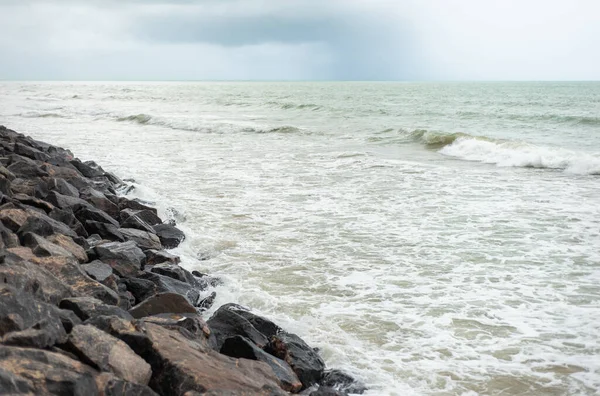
(0, 125, 366, 396)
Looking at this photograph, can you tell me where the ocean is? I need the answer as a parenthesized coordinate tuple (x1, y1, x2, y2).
(1, 81, 599, 395)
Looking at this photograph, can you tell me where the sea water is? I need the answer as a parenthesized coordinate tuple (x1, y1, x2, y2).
(1, 81, 599, 395)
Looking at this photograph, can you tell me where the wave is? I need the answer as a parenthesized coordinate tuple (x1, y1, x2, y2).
(266, 101, 322, 111)
(117, 114, 152, 124)
(19, 112, 66, 119)
(456, 111, 600, 126)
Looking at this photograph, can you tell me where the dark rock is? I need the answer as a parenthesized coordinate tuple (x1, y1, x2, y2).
(85, 220, 125, 242)
(121, 214, 156, 233)
(118, 290, 135, 311)
(197, 291, 217, 311)
(9, 176, 48, 198)
(320, 370, 367, 395)
(0, 176, 11, 197)
(22, 232, 77, 259)
(76, 206, 119, 227)
(192, 271, 224, 287)
(12, 193, 54, 213)
(94, 372, 159, 396)
(267, 332, 326, 389)
(221, 335, 303, 393)
(46, 190, 90, 210)
(0, 286, 67, 348)
(60, 297, 134, 321)
(225, 304, 282, 340)
(128, 292, 197, 319)
(0, 345, 99, 395)
(120, 208, 162, 226)
(137, 271, 200, 305)
(7, 159, 48, 178)
(0, 221, 19, 248)
(94, 241, 145, 277)
(16, 209, 78, 238)
(152, 223, 185, 249)
(84, 315, 152, 354)
(70, 159, 104, 178)
(14, 142, 50, 162)
(6, 247, 118, 305)
(0, 165, 15, 180)
(65, 324, 152, 385)
(145, 249, 180, 266)
(119, 228, 162, 250)
(48, 177, 80, 197)
(121, 278, 158, 304)
(49, 207, 88, 237)
(207, 304, 269, 351)
(0, 253, 73, 305)
(139, 312, 211, 342)
(0, 208, 29, 231)
(58, 309, 83, 333)
(118, 198, 158, 215)
(82, 260, 114, 283)
(150, 263, 198, 287)
(310, 387, 346, 396)
(47, 233, 88, 262)
(80, 187, 119, 218)
(135, 322, 286, 396)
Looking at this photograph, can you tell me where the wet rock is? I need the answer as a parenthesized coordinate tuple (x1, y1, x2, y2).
(70, 159, 105, 178)
(221, 335, 303, 393)
(207, 304, 269, 351)
(137, 271, 200, 305)
(145, 249, 180, 266)
(119, 228, 162, 250)
(7, 159, 48, 178)
(48, 177, 80, 197)
(22, 232, 77, 259)
(152, 223, 185, 249)
(7, 247, 118, 305)
(225, 304, 282, 340)
(135, 322, 287, 396)
(118, 198, 158, 215)
(60, 297, 134, 321)
(94, 372, 159, 396)
(85, 220, 125, 242)
(121, 278, 158, 304)
(320, 370, 367, 395)
(94, 240, 145, 277)
(267, 332, 326, 389)
(139, 312, 211, 342)
(0, 345, 99, 395)
(150, 263, 198, 287)
(197, 291, 217, 311)
(46, 190, 90, 210)
(120, 208, 162, 226)
(309, 387, 346, 396)
(47, 233, 88, 262)
(120, 214, 156, 233)
(0, 254, 73, 304)
(17, 209, 78, 238)
(80, 187, 119, 218)
(65, 324, 152, 385)
(76, 205, 119, 227)
(129, 292, 197, 319)
(0, 286, 67, 348)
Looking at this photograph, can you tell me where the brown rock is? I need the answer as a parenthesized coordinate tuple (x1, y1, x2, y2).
(0, 208, 28, 231)
(129, 293, 197, 319)
(47, 233, 88, 263)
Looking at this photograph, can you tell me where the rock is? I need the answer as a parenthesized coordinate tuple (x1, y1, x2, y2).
(139, 312, 211, 342)
(119, 228, 162, 250)
(76, 206, 119, 227)
(0, 254, 73, 304)
(80, 187, 119, 218)
(47, 233, 88, 262)
(48, 177, 80, 197)
(320, 370, 367, 395)
(7, 159, 48, 178)
(225, 304, 282, 340)
(22, 232, 77, 259)
(70, 159, 105, 178)
(58, 309, 83, 333)
(17, 209, 78, 238)
(145, 249, 180, 266)
(94, 372, 159, 396)
(9, 176, 48, 198)
(46, 190, 90, 210)
(12, 193, 55, 213)
(0, 286, 67, 348)
(152, 223, 185, 249)
(84, 315, 151, 353)
(14, 142, 50, 161)
(65, 324, 152, 386)
(95, 241, 145, 277)
(0, 165, 15, 180)
(7, 247, 118, 305)
(149, 263, 199, 287)
(84, 220, 125, 242)
(310, 387, 346, 396)
(0, 176, 11, 197)
(118, 290, 135, 311)
(197, 291, 217, 311)
(118, 198, 158, 215)
(267, 332, 326, 389)
(0, 208, 28, 231)
(49, 207, 88, 237)
(221, 335, 303, 393)
(207, 304, 269, 351)
(120, 214, 156, 233)
(82, 260, 114, 282)
(0, 345, 99, 395)
(0, 222, 19, 248)
(135, 322, 287, 396)
(121, 278, 158, 304)
(60, 297, 134, 321)
(137, 271, 200, 305)
(120, 208, 162, 226)
(129, 293, 197, 319)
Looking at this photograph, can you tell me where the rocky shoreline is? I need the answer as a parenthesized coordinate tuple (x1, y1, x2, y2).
(0, 125, 366, 396)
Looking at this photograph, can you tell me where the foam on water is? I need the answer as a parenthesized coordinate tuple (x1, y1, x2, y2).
(1, 81, 600, 395)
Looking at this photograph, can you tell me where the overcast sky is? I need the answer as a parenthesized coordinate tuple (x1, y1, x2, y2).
(0, 0, 599, 81)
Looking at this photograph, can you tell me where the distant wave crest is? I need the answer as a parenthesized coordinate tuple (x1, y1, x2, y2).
(117, 114, 152, 124)
(20, 112, 66, 119)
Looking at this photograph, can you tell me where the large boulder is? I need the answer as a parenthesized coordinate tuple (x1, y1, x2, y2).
(64, 324, 152, 386)
(136, 271, 200, 305)
(14, 142, 50, 162)
(94, 241, 145, 277)
(120, 209, 162, 226)
(119, 227, 162, 250)
(0, 286, 67, 348)
(0, 208, 29, 231)
(145, 249, 180, 266)
(49, 207, 88, 237)
(81, 260, 118, 291)
(139, 313, 211, 343)
(22, 232, 77, 259)
(7, 159, 48, 178)
(129, 293, 197, 319)
(47, 177, 80, 197)
(120, 214, 156, 233)
(80, 187, 119, 219)
(47, 233, 88, 263)
(120, 277, 158, 304)
(84, 220, 125, 242)
(60, 297, 134, 321)
(206, 304, 270, 351)
(12, 193, 54, 213)
(118, 198, 158, 215)
(319, 370, 367, 395)
(46, 190, 90, 210)
(221, 335, 302, 393)
(76, 206, 119, 227)
(16, 209, 78, 238)
(152, 223, 185, 249)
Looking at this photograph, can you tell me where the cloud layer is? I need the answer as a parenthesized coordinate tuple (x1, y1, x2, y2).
(0, 0, 598, 80)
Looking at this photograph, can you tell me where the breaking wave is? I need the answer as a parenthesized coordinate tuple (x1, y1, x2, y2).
(117, 114, 152, 124)
(19, 112, 66, 119)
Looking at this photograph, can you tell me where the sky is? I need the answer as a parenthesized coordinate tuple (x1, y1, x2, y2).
(0, 0, 599, 81)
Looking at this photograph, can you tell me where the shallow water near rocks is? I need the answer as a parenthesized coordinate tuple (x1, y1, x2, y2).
(1, 81, 600, 395)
